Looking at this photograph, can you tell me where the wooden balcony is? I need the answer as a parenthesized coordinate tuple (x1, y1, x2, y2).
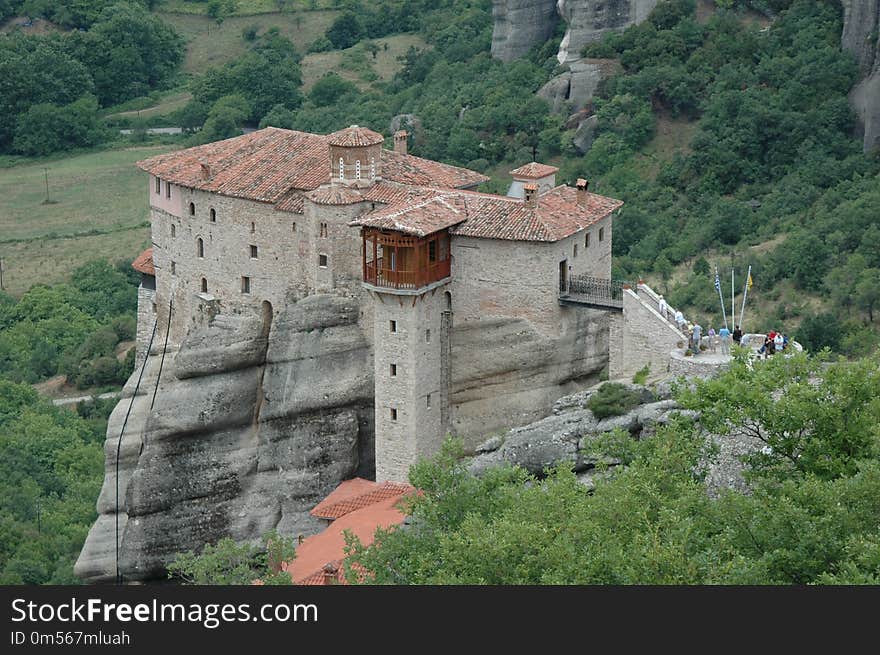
(362, 228, 451, 293)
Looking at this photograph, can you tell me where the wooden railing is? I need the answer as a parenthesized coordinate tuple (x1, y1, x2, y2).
(364, 257, 451, 290)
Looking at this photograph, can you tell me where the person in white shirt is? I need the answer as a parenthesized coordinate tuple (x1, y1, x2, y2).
(658, 295, 667, 319)
(674, 310, 685, 331)
(774, 332, 785, 353)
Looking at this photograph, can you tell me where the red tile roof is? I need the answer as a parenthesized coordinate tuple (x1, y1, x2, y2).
(509, 162, 559, 179)
(132, 248, 155, 276)
(305, 185, 366, 206)
(311, 479, 414, 520)
(352, 185, 622, 242)
(327, 125, 384, 147)
(287, 481, 414, 585)
(137, 127, 488, 210)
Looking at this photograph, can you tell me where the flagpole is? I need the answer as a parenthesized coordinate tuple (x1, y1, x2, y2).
(715, 266, 728, 331)
(740, 265, 752, 327)
(731, 267, 735, 330)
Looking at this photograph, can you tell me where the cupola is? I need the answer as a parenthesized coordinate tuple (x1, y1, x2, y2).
(327, 125, 384, 187)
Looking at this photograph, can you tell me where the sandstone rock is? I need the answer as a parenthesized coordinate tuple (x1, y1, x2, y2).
(476, 435, 505, 453)
(841, 0, 880, 152)
(389, 114, 422, 137)
(556, 0, 659, 63)
(572, 114, 599, 154)
(491, 0, 560, 62)
(538, 72, 573, 114)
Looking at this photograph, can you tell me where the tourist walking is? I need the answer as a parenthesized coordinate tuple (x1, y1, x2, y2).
(707, 326, 717, 353)
(691, 322, 702, 354)
(658, 294, 667, 319)
(719, 325, 730, 355)
(674, 310, 685, 332)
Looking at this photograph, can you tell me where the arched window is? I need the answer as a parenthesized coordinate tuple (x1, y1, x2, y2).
(201, 278, 207, 293)
(189, 202, 195, 216)
(370, 157, 376, 179)
(355, 160, 361, 180)
(338, 157, 344, 181)
(171, 224, 176, 238)
(197, 238, 204, 258)
(210, 208, 216, 222)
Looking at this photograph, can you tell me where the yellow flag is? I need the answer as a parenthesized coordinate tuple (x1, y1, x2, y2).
(747, 273, 753, 290)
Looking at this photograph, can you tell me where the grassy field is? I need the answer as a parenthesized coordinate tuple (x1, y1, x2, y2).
(302, 33, 429, 91)
(161, 0, 340, 15)
(104, 91, 193, 120)
(159, 10, 341, 73)
(0, 145, 178, 296)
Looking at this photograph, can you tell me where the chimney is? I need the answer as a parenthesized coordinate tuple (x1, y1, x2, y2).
(523, 183, 538, 208)
(576, 178, 589, 207)
(322, 562, 339, 585)
(200, 162, 211, 180)
(393, 130, 408, 155)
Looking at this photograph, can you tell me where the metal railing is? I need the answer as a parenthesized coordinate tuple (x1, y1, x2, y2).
(562, 275, 625, 307)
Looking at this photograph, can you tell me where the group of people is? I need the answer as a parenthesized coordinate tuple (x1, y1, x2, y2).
(658, 294, 747, 357)
(758, 330, 789, 358)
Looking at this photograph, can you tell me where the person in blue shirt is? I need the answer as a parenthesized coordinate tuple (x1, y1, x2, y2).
(718, 326, 731, 355)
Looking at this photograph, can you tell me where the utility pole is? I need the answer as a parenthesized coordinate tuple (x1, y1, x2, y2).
(43, 167, 50, 204)
(0, 257, 4, 291)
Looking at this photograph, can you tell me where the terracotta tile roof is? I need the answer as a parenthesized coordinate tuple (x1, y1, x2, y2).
(287, 489, 412, 585)
(311, 479, 414, 520)
(137, 127, 488, 209)
(132, 248, 155, 276)
(327, 124, 384, 147)
(509, 162, 559, 179)
(304, 185, 366, 206)
(353, 185, 623, 242)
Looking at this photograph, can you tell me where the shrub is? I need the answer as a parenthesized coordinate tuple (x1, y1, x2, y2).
(632, 364, 651, 385)
(587, 382, 642, 419)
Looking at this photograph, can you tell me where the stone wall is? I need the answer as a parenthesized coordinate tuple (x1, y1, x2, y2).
(135, 276, 156, 371)
(616, 286, 685, 379)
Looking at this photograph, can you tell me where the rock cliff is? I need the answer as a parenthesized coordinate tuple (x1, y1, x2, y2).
(555, 0, 658, 63)
(491, 0, 560, 62)
(841, 0, 880, 152)
(75, 295, 375, 583)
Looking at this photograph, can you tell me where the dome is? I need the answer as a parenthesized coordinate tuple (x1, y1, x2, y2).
(327, 125, 384, 147)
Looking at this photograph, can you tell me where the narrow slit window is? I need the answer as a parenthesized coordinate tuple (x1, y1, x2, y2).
(166, 182, 171, 199)
(189, 202, 195, 216)
(390, 408, 397, 421)
(320, 223, 328, 238)
(425, 329, 431, 343)
(251, 222, 255, 234)
(389, 320, 397, 333)
(390, 364, 397, 377)
(585, 232, 590, 248)
(197, 238, 204, 258)
(200, 277, 207, 293)
(155, 177, 161, 194)
(210, 208, 216, 222)
(170, 261, 176, 276)
(250, 245, 258, 259)
(573, 244, 578, 258)
(241, 276, 250, 294)
(599, 227, 604, 242)
(292, 222, 296, 233)
(171, 224, 176, 238)
(426, 393, 431, 409)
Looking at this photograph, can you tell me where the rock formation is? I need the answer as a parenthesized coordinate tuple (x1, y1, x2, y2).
(468, 378, 759, 498)
(491, 0, 560, 62)
(75, 295, 375, 583)
(841, 0, 880, 152)
(556, 0, 658, 63)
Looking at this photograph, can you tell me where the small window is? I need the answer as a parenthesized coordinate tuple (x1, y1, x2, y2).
(426, 393, 431, 409)
(250, 245, 258, 259)
(390, 364, 397, 377)
(197, 238, 204, 258)
(370, 157, 376, 179)
(171, 224, 176, 238)
(319, 254, 328, 268)
(189, 202, 195, 216)
(166, 182, 171, 199)
(389, 320, 397, 333)
(599, 227, 605, 242)
(390, 408, 397, 421)
(585, 232, 590, 248)
(155, 177, 160, 194)
(292, 222, 296, 233)
(171, 261, 176, 276)
(355, 160, 361, 180)
(320, 223, 328, 238)
(241, 276, 251, 294)
(200, 277, 207, 293)
(573, 244, 578, 258)
(425, 329, 431, 343)
(210, 208, 216, 222)
(428, 240, 437, 262)
(339, 157, 344, 181)
(251, 222, 255, 234)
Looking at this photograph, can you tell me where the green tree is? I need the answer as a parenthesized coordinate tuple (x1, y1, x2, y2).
(325, 12, 364, 49)
(168, 530, 296, 584)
